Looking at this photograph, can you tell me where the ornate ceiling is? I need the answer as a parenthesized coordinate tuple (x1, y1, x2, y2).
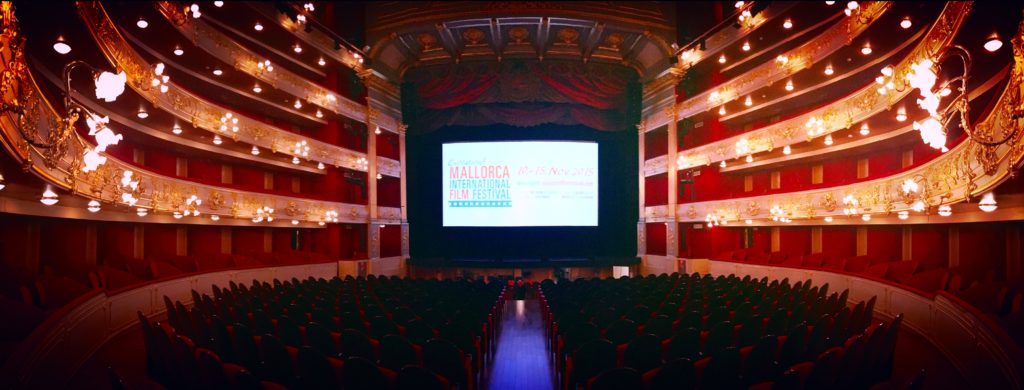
(365, 2, 677, 80)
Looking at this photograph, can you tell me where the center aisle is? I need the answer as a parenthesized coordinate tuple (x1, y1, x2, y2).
(484, 299, 556, 390)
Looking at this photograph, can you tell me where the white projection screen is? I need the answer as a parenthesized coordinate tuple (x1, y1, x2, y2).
(442, 141, 598, 227)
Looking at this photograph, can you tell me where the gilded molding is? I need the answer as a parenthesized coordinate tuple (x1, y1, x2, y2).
(77, 2, 399, 175)
(0, 9, 371, 225)
(671, 2, 971, 168)
(667, 24, 1023, 223)
(676, 2, 891, 120)
(155, 2, 369, 126)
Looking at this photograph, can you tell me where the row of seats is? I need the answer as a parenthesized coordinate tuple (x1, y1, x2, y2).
(141, 275, 508, 389)
(714, 249, 1024, 348)
(538, 273, 898, 390)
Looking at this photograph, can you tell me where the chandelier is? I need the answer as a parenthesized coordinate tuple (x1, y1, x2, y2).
(876, 45, 1022, 153)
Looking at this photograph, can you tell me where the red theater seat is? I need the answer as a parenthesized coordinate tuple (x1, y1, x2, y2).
(150, 261, 186, 280)
(843, 256, 871, 273)
(900, 268, 949, 293)
(885, 261, 919, 282)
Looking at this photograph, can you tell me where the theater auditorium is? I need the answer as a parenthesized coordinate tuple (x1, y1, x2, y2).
(0, 1, 1022, 389)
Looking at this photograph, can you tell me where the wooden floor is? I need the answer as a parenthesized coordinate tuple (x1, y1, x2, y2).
(483, 299, 556, 390)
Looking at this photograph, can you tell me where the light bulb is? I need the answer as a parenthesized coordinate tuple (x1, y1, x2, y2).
(252, 83, 262, 93)
(375, 126, 382, 135)
(251, 145, 260, 155)
(745, 219, 752, 224)
(254, 22, 263, 31)
(173, 45, 184, 56)
(825, 1, 835, 4)
(87, 200, 101, 213)
(214, 1, 223, 6)
(40, 189, 59, 206)
(318, 57, 326, 66)
(979, 193, 997, 212)
(744, 96, 752, 106)
(315, 109, 323, 118)
(896, 107, 907, 122)
(742, 42, 750, 51)
(212, 68, 223, 76)
(53, 36, 71, 54)
(317, 162, 325, 170)
(137, 108, 148, 119)
(292, 156, 300, 164)
(735, 1, 745, 8)
(213, 135, 222, 145)
(824, 134, 833, 145)
(861, 213, 871, 221)
(897, 211, 909, 220)
(173, 211, 183, 219)
(294, 100, 302, 109)
(719, 106, 726, 116)
(718, 54, 726, 64)
(824, 216, 833, 222)
(783, 145, 791, 155)
(984, 33, 1003, 52)
(783, 18, 792, 29)
(860, 123, 870, 135)
(137, 208, 148, 217)
(861, 42, 872, 55)
(938, 205, 952, 217)
(377, 173, 383, 180)
(136, 18, 148, 29)
(745, 155, 753, 163)
(720, 160, 727, 168)
(293, 44, 303, 53)
(0, 173, 5, 191)
(172, 124, 182, 135)
(318, 221, 326, 226)
(291, 220, 299, 225)
(785, 80, 793, 91)
(824, 64, 834, 76)
(210, 215, 220, 221)
(900, 17, 912, 29)
(847, 1, 858, 10)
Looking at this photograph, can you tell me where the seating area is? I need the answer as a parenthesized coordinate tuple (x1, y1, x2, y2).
(138, 275, 507, 389)
(712, 249, 1024, 348)
(539, 273, 901, 390)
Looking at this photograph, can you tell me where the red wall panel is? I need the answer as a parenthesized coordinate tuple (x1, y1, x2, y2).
(645, 173, 668, 206)
(645, 128, 668, 160)
(377, 132, 401, 160)
(273, 230, 295, 252)
(378, 176, 401, 207)
(188, 226, 222, 256)
(144, 225, 178, 259)
(821, 227, 856, 259)
(233, 228, 266, 256)
(779, 227, 810, 257)
(957, 223, 1006, 281)
(39, 220, 89, 271)
(867, 226, 901, 262)
(188, 158, 222, 185)
(380, 225, 402, 257)
(646, 222, 666, 256)
(98, 223, 135, 265)
(911, 225, 948, 270)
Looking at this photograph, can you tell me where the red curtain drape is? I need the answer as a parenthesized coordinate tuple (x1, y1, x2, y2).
(407, 60, 636, 132)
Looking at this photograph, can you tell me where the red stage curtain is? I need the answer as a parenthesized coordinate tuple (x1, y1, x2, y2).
(407, 60, 637, 132)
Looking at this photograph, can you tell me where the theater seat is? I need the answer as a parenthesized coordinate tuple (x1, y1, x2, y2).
(885, 261, 919, 282)
(844, 256, 871, 273)
(899, 268, 949, 293)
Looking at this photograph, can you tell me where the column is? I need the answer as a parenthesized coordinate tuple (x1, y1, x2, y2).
(366, 108, 380, 259)
(399, 123, 410, 257)
(637, 120, 647, 256)
(665, 103, 679, 257)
